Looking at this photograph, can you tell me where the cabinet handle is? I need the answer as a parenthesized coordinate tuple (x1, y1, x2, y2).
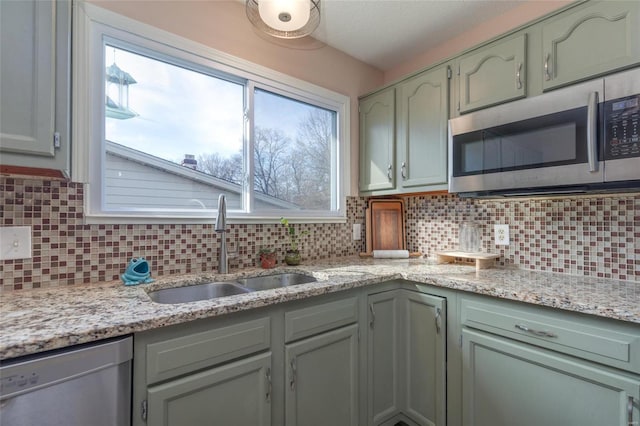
(544, 53, 551, 81)
(515, 324, 558, 338)
(289, 358, 297, 390)
(401, 162, 407, 180)
(587, 91, 599, 172)
(628, 396, 634, 426)
(387, 164, 393, 181)
(369, 304, 375, 329)
(265, 367, 272, 402)
(516, 62, 523, 89)
(435, 307, 442, 335)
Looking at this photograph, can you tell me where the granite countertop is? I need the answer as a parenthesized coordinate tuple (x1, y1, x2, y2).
(1, 257, 639, 360)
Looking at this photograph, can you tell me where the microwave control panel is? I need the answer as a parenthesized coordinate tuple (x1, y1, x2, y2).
(604, 94, 639, 160)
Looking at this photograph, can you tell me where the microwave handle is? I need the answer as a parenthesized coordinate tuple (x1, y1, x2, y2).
(587, 91, 598, 173)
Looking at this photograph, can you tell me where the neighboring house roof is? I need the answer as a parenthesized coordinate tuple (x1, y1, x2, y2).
(105, 140, 300, 210)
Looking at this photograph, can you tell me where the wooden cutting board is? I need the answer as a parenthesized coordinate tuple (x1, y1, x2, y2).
(366, 199, 405, 253)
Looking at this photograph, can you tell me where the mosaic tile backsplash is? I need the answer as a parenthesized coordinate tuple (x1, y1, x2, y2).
(405, 193, 639, 282)
(1, 177, 638, 291)
(0, 177, 366, 291)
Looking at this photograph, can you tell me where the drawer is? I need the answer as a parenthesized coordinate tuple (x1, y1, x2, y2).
(461, 299, 640, 373)
(146, 317, 270, 384)
(285, 297, 358, 343)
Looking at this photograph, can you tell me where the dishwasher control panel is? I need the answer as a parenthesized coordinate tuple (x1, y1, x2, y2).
(1, 371, 40, 395)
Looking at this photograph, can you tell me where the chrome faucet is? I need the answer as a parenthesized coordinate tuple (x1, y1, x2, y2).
(215, 194, 228, 274)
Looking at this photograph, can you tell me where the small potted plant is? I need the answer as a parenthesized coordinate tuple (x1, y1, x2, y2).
(258, 247, 277, 269)
(280, 217, 309, 266)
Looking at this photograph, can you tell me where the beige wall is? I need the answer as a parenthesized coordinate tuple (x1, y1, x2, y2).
(384, 1, 572, 84)
(91, 0, 384, 196)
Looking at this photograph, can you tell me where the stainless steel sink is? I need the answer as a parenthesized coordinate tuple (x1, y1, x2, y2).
(147, 282, 252, 304)
(147, 273, 317, 304)
(235, 273, 317, 291)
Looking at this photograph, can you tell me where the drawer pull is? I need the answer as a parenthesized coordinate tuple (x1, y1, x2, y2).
(516, 62, 523, 89)
(515, 324, 557, 338)
(628, 396, 634, 426)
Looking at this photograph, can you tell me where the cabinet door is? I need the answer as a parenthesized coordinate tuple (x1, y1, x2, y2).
(542, 1, 640, 91)
(402, 291, 446, 426)
(462, 329, 640, 426)
(359, 88, 395, 192)
(147, 353, 272, 426)
(0, 0, 70, 172)
(459, 34, 527, 112)
(285, 325, 359, 426)
(368, 290, 401, 425)
(396, 66, 449, 189)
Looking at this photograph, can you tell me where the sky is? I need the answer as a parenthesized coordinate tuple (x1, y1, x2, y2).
(105, 45, 319, 165)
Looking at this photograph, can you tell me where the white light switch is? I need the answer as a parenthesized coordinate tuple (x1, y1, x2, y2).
(352, 223, 362, 241)
(0, 226, 32, 260)
(494, 224, 509, 246)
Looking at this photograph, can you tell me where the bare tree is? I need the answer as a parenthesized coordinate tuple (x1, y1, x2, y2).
(197, 152, 242, 183)
(292, 109, 333, 209)
(254, 127, 290, 198)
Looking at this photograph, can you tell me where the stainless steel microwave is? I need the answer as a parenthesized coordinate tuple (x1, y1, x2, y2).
(448, 67, 640, 197)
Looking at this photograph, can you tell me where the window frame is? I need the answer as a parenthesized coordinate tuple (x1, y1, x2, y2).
(73, 2, 350, 224)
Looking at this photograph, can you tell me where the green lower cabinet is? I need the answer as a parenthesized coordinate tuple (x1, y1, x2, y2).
(462, 329, 640, 426)
(368, 290, 401, 425)
(368, 289, 447, 426)
(402, 291, 446, 426)
(285, 324, 359, 426)
(146, 352, 272, 426)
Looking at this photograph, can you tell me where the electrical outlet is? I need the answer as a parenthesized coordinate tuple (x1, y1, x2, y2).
(494, 224, 509, 246)
(352, 223, 362, 241)
(0, 226, 32, 260)
(494, 224, 509, 245)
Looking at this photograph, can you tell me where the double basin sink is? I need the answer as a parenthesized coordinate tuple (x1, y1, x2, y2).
(147, 273, 317, 304)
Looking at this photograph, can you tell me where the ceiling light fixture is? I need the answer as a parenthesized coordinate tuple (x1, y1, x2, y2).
(246, 0, 321, 39)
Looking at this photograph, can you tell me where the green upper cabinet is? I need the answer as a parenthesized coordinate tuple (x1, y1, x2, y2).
(0, 0, 71, 174)
(359, 88, 396, 192)
(396, 66, 449, 189)
(541, 1, 640, 91)
(359, 64, 450, 196)
(458, 34, 527, 113)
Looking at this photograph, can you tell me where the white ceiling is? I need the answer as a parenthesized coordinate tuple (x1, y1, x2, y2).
(305, 0, 524, 71)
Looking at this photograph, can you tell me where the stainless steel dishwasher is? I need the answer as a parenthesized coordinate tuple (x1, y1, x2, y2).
(0, 336, 132, 426)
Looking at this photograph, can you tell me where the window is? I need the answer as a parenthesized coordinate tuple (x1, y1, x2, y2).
(75, 4, 349, 222)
